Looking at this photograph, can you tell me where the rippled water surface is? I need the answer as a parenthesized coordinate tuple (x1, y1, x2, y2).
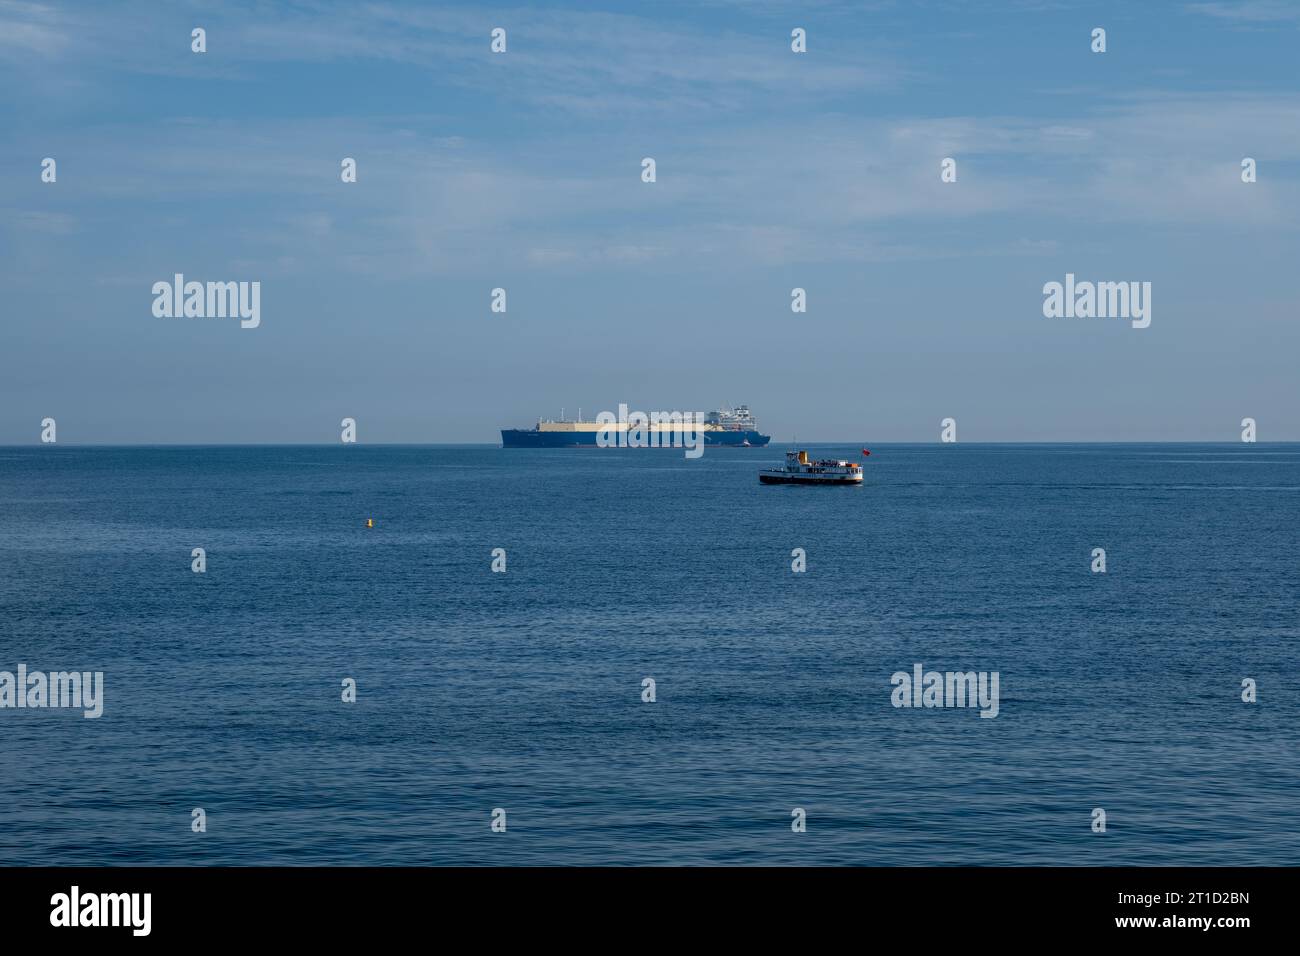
(1, 444, 1296, 865)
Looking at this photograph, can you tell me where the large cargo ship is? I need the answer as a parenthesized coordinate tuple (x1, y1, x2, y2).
(501, 405, 771, 448)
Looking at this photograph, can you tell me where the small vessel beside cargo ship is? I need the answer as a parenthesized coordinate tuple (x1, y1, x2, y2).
(501, 404, 770, 448)
(759, 450, 864, 485)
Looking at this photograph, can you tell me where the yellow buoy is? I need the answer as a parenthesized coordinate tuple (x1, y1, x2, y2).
(366, 518, 374, 528)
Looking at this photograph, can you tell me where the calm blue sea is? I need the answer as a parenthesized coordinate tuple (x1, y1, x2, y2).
(0, 444, 1296, 866)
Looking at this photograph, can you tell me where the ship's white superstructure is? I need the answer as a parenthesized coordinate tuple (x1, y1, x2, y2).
(705, 404, 759, 431)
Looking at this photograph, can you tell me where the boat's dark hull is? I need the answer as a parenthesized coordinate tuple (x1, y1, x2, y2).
(759, 473, 861, 485)
(501, 429, 769, 448)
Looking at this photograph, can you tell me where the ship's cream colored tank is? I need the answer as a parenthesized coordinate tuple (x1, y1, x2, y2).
(537, 419, 721, 433)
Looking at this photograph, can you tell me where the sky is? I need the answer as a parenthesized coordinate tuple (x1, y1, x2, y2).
(1, 0, 1298, 443)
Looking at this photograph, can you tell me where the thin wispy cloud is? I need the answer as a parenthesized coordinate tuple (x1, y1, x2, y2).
(1189, 1, 1300, 23)
(6, 87, 1295, 284)
(0, 1, 904, 114)
(0, 0, 67, 58)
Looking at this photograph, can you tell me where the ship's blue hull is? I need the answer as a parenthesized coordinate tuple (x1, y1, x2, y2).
(501, 429, 770, 448)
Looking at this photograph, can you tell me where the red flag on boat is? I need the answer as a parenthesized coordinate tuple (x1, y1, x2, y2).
(861, 448, 871, 456)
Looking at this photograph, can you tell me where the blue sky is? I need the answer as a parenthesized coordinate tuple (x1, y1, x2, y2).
(2, 0, 1298, 442)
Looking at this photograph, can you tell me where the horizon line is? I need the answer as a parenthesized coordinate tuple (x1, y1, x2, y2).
(4, 441, 1298, 449)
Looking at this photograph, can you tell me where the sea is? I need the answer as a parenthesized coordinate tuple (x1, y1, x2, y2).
(1, 443, 1296, 866)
